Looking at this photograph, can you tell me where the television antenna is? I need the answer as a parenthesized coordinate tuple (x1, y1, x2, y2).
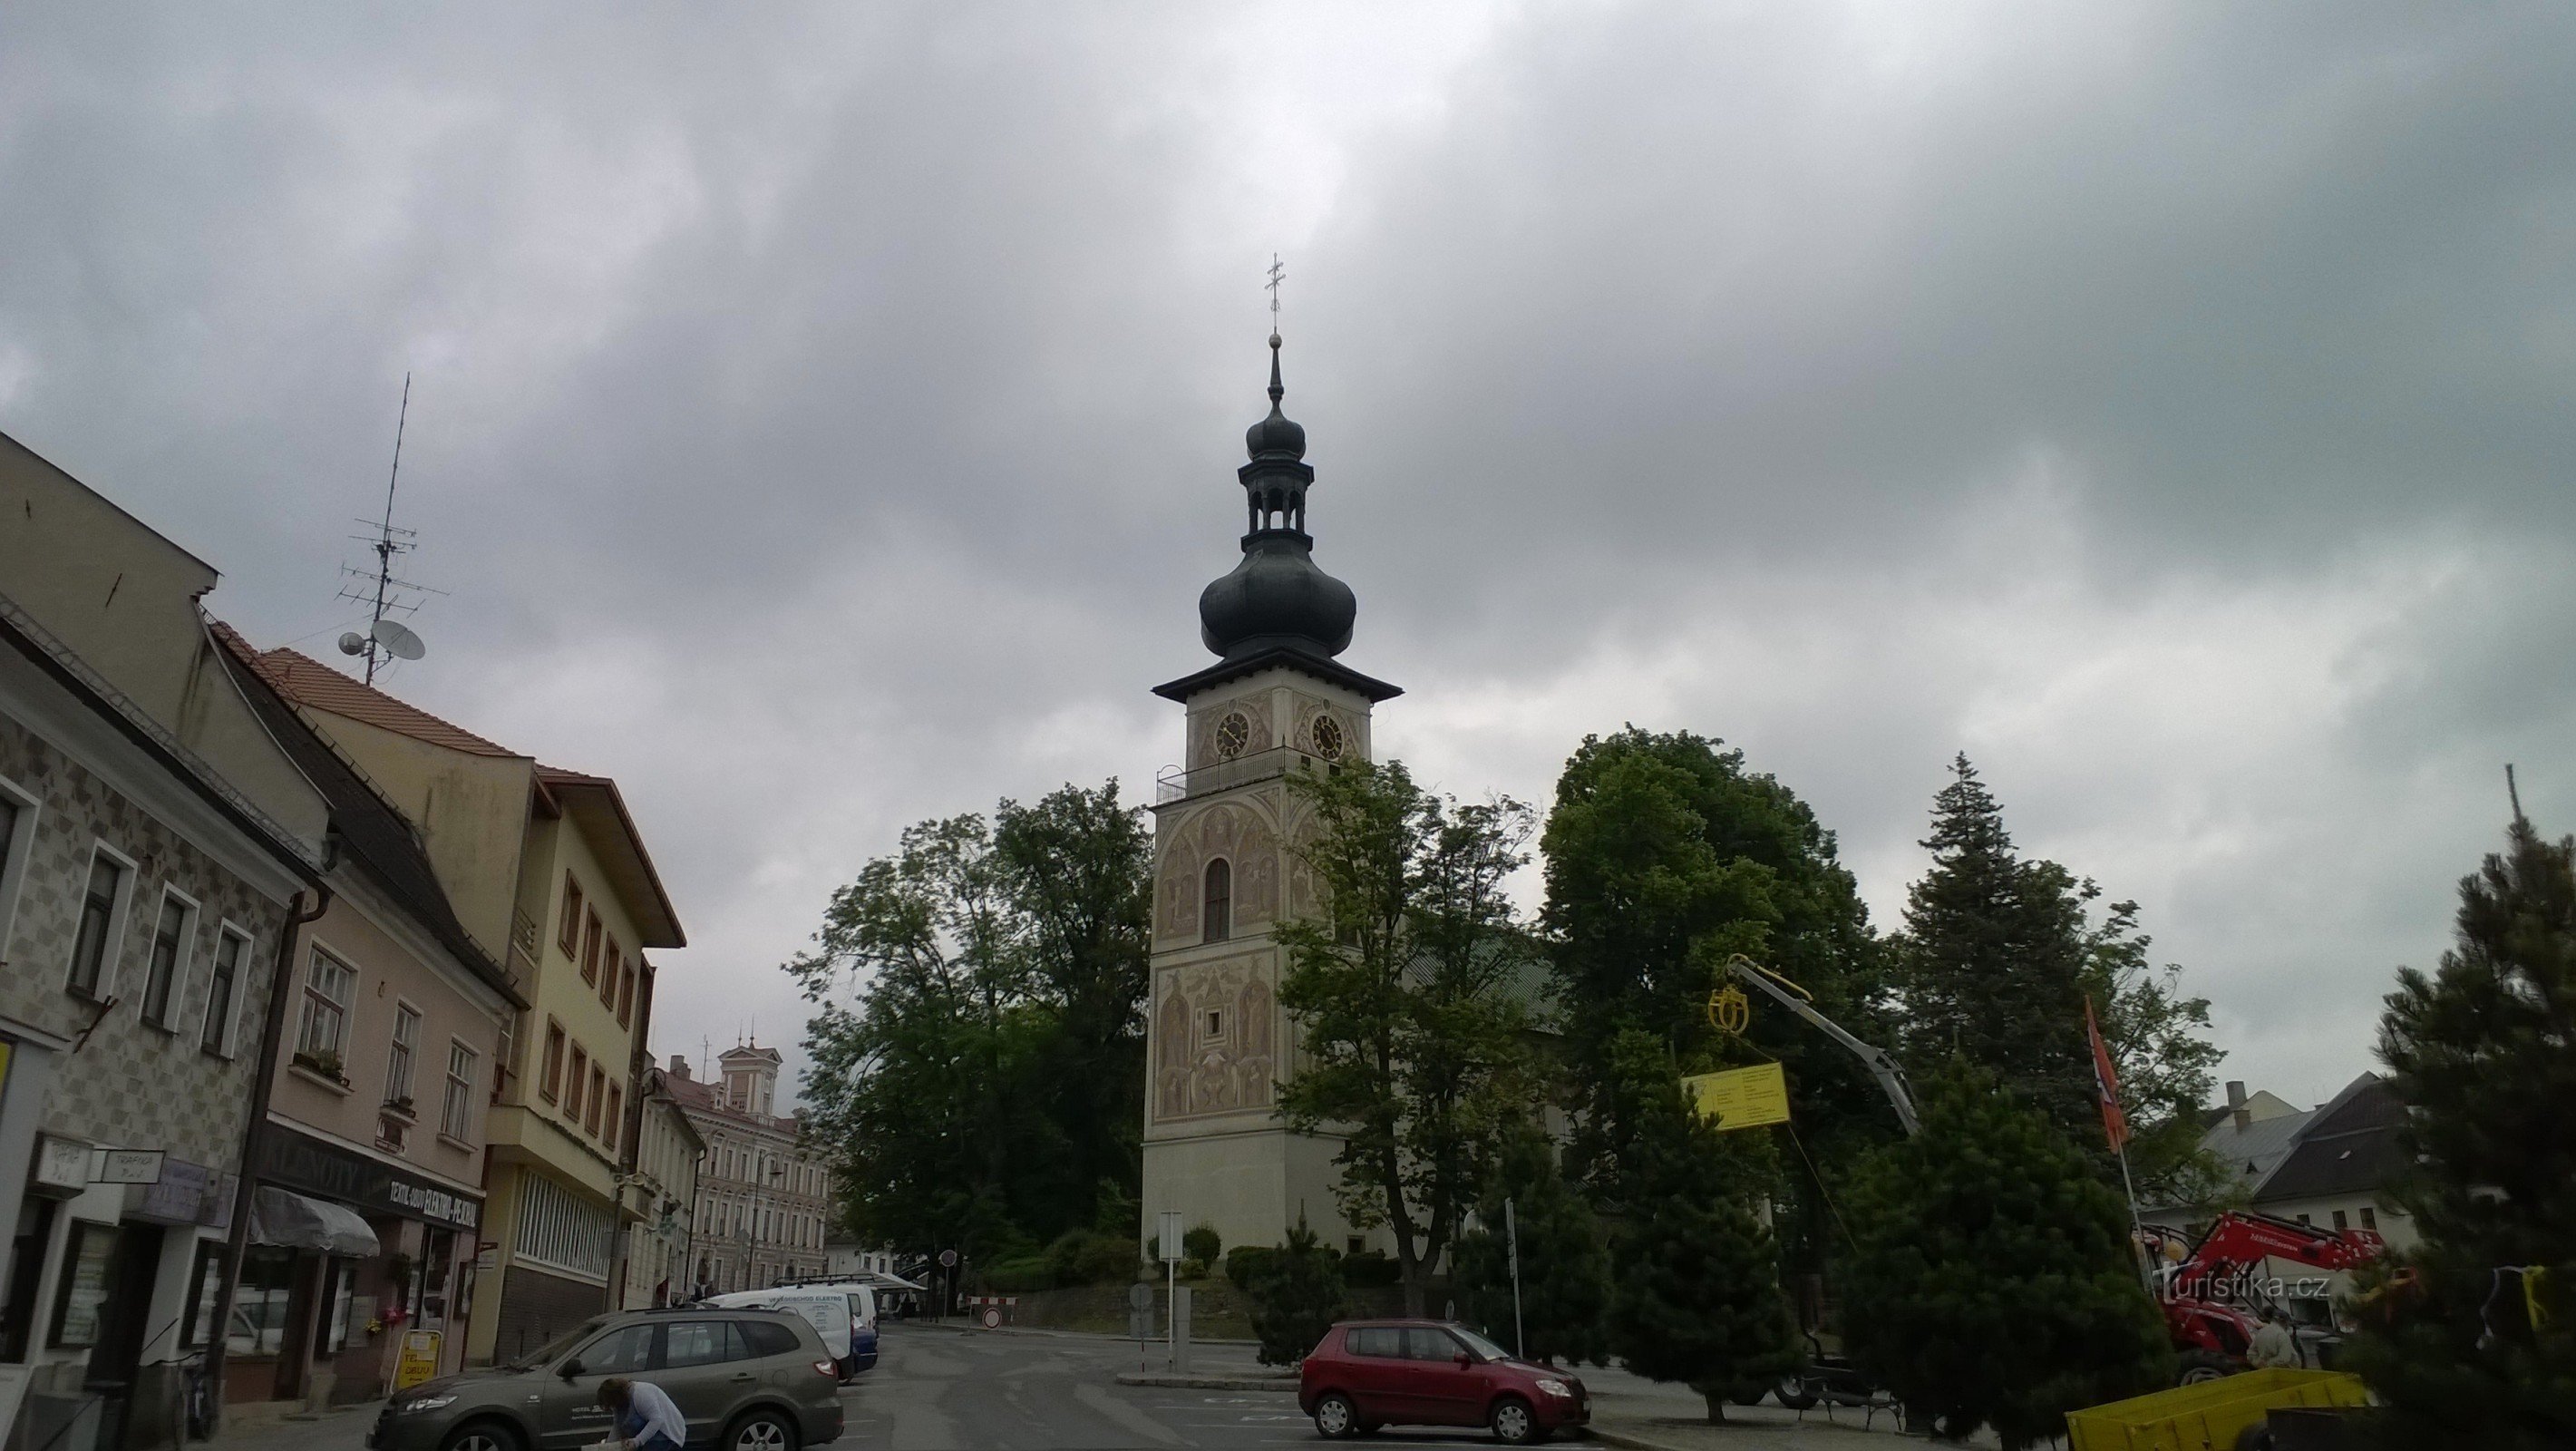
(335, 373, 445, 684)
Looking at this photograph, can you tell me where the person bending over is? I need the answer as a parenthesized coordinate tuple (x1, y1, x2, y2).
(597, 1376, 685, 1451)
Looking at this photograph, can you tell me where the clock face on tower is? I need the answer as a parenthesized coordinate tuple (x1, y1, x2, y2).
(1215, 711, 1251, 760)
(1311, 716, 1345, 761)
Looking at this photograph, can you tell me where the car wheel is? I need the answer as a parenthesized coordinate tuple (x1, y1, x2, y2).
(2178, 1350, 2235, 1386)
(726, 1407, 799, 1451)
(439, 1419, 524, 1451)
(1490, 1395, 1540, 1446)
(1312, 1392, 1358, 1438)
(1774, 1374, 1819, 1411)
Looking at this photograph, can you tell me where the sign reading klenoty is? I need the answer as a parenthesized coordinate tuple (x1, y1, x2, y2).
(254, 1123, 481, 1232)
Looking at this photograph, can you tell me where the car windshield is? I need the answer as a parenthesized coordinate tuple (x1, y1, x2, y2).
(503, 1316, 609, 1371)
(1448, 1325, 1513, 1361)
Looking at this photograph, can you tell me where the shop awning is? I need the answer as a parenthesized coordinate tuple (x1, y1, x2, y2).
(249, 1186, 381, 1256)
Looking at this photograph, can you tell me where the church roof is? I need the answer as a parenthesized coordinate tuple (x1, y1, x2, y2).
(1152, 643, 1403, 704)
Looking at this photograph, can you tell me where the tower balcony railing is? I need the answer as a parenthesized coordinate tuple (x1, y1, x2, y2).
(1153, 745, 1329, 805)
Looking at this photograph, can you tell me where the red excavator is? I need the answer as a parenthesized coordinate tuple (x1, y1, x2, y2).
(2142, 1210, 2386, 1382)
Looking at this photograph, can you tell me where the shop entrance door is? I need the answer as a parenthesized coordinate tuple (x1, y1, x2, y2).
(81, 1222, 166, 1450)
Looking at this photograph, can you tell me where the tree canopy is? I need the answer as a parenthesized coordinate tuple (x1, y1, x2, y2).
(2349, 813, 2576, 1449)
(1274, 757, 1540, 1316)
(788, 782, 1151, 1265)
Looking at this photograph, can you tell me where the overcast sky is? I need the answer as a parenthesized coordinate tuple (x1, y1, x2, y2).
(5, 2, 2569, 1112)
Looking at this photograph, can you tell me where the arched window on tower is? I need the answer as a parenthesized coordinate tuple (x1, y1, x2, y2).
(1203, 859, 1232, 943)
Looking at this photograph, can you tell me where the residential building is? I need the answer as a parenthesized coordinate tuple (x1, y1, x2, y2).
(241, 652, 685, 1364)
(1139, 337, 1400, 1259)
(617, 1061, 700, 1308)
(214, 629, 527, 1407)
(0, 433, 331, 1441)
(667, 1047, 831, 1294)
(2247, 1074, 2416, 1251)
(821, 1242, 903, 1280)
(2140, 1079, 2315, 1234)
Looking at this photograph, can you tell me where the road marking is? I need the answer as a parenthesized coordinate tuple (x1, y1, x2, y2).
(1071, 1379, 1184, 1446)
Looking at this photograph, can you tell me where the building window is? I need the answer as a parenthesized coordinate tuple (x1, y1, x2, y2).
(48, 1222, 116, 1348)
(1204, 1008, 1225, 1040)
(296, 946, 357, 1061)
(199, 925, 250, 1056)
(2360, 1206, 2377, 1232)
(387, 1003, 422, 1106)
(559, 872, 584, 956)
(140, 886, 198, 1028)
(600, 942, 621, 1008)
(616, 965, 636, 1028)
(540, 1019, 566, 1102)
(0, 778, 37, 948)
(442, 1040, 479, 1140)
(1201, 858, 1231, 943)
(2332, 1209, 2349, 1232)
(569, 1045, 589, 1124)
(586, 1064, 607, 1136)
(228, 1247, 296, 1355)
(606, 1084, 624, 1150)
(581, 910, 603, 984)
(65, 844, 133, 999)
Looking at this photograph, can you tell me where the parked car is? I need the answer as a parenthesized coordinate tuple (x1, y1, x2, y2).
(367, 1307, 843, 1451)
(1298, 1320, 1589, 1444)
(705, 1286, 877, 1378)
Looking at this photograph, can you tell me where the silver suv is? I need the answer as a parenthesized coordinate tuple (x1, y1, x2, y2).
(368, 1307, 844, 1451)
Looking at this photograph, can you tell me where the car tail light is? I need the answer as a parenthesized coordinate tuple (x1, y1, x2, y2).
(814, 1359, 839, 1378)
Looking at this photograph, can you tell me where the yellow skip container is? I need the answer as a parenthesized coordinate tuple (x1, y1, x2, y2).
(2065, 1368, 2368, 1451)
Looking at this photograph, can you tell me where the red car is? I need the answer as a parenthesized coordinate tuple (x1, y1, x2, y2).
(1298, 1319, 1589, 1444)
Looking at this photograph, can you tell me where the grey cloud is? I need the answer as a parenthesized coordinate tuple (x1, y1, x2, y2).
(3, 1, 2568, 1105)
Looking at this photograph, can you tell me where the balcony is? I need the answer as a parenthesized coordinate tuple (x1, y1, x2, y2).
(1153, 745, 1329, 806)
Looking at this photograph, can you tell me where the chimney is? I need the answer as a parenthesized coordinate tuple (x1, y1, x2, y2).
(669, 1054, 691, 1080)
(2227, 1080, 2249, 1132)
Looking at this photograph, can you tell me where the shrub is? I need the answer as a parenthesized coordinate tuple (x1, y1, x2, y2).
(980, 1255, 1055, 1292)
(1248, 1220, 1349, 1366)
(1224, 1245, 1281, 1290)
(1183, 1223, 1222, 1265)
(1045, 1230, 1140, 1288)
(1340, 1249, 1400, 1287)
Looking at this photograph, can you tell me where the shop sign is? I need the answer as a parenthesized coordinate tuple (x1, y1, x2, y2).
(394, 1330, 443, 1391)
(130, 1157, 210, 1224)
(252, 1124, 481, 1232)
(33, 1136, 89, 1193)
(97, 1149, 164, 1184)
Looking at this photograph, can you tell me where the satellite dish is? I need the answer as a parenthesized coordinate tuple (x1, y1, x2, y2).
(370, 618, 427, 661)
(336, 632, 369, 657)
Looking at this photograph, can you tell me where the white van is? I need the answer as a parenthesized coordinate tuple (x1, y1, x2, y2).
(705, 1284, 877, 1378)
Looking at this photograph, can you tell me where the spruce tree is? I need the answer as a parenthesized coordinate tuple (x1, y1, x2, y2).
(1842, 1059, 2171, 1449)
(1452, 1123, 1612, 1366)
(1602, 1032, 1797, 1422)
(2348, 815, 2576, 1449)
(1898, 755, 2101, 1150)
(1247, 1219, 1352, 1367)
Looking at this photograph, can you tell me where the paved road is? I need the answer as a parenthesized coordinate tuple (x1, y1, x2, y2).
(853, 1323, 1497, 1451)
(214, 1321, 1930, 1451)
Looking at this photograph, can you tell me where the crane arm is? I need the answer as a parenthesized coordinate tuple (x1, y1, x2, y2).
(1725, 957, 1920, 1136)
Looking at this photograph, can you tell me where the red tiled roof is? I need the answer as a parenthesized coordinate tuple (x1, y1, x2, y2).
(249, 648, 520, 758)
(667, 1072, 798, 1134)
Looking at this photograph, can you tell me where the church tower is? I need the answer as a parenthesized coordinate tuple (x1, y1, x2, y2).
(1140, 333, 1402, 1260)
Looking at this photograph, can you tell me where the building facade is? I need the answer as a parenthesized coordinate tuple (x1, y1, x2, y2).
(667, 1047, 831, 1295)
(1137, 338, 1401, 1260)
(617, 1063, 700, 1309)
(0, 433, 331, 1443)
(244, 653, 685, 1365)
(217, 631, 525, 1408)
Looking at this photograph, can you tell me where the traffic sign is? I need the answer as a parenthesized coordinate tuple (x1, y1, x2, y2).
(938, 1249, 958, 1268)
(1128, 1282, 1153, 1311)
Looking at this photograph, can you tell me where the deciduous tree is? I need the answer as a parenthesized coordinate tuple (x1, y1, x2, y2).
(1275, 759, 1539, 1316)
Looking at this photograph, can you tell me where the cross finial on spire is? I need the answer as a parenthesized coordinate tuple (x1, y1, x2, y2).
(1266, 253, 1285, 339)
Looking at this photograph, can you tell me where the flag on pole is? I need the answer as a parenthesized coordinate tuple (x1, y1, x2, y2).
(2085, 996, 2130, 1153)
